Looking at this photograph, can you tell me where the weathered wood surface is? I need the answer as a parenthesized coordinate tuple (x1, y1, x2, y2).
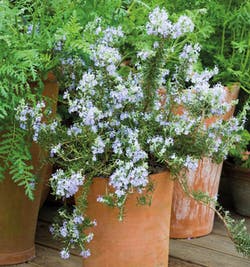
(10, 245, 81, 267)
(170, 214, 250, 267)
(169, 239, 250, 267)
(15, 204, 249, 267)
(9, 249, 203, 267)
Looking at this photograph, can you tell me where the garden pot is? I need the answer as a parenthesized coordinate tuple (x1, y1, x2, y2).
(170, 84, 239, 238)
(0, 73, 58, 265)
(223, 83, 240, 120)
(218, 165, 234, 210)
(38, 72, 59, 207)
(224, 161, 250, 216)
(75, 171, 173, 267)
(170, 158, 223, 238)
(0, 152, 44, 265)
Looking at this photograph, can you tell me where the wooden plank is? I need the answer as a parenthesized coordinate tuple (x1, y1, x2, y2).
(170, 239, 250, 267)
(30, 244, 81, 267)
(169, 257, 205, 267)
(10, 263, 41, 267)
(37, 204, 250, 266)
(180, 234, 249, 259)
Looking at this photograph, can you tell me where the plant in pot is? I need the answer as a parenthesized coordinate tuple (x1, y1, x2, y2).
(17, 6, 250, 266)
(134, 0, 248, 238)
(0, 0, 79, 264)
(102, 0, 243, 239)
(222, 99, 250, 216)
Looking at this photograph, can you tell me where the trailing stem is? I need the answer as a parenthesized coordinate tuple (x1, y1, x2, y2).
(176, 172, 250, 257)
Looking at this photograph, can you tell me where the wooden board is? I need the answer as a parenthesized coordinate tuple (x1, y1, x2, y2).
(32, 245, 81, 267)
(179, 234, 246, 258)
(10, 263, 41, 267)
(37, 204, 250, 267)
(169, 257, 205, 267)
(170, 239, 250, 267)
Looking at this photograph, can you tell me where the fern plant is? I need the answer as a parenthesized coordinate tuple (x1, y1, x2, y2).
(0, 0, 80, 198)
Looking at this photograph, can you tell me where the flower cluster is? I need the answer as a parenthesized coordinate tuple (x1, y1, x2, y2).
(49, 207, 96, 259)
(146, 7, 194, 38)
(15, 100, 45, 141)
(50, 169, 84, 198)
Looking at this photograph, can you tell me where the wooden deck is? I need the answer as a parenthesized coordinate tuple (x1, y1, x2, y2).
(10, 203, 250, 267)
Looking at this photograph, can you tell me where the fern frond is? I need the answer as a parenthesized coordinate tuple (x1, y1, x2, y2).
(0, 125, 36, 200)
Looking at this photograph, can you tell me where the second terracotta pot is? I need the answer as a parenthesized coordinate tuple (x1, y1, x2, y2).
(170, 158, 222, 238)
(76, 171, 173, 267)
(38, 72, 59, 207)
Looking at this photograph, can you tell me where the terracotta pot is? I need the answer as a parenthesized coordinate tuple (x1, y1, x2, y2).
(224, 161, 250, 216)
(0, 155, 45, 265)
(223, 83, 240, 120)
(75, 171, 173, 267)
(170, 84, 240, 238)
(0, 73, 58, 265)
(38, 72, 59, 207)
(170, 158, 222, 238)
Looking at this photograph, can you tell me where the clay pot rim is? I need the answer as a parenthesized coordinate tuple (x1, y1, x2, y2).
(92, 168, 170, 180)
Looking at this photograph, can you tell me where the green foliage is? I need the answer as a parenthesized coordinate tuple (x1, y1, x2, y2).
(228, 97, 250, 168)
(222, 210, 250, 257)
(0, 125, 35, 199)
(163, 0, 250, 91)
(0, 0, 74, 198)
(229, 129, 250, 168)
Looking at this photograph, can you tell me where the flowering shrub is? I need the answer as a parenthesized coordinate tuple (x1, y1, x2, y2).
(16, 7, 247, 259)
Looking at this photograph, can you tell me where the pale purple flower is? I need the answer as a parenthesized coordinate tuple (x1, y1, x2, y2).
(86, 233, 94, 243)
(50, 143, 62, 157)
(73, 215, 84, 224)
(97, 195, 104, 202)
(60, 248, 70, 259)
(27, 25, 33, 34)
(137, 51, 153, 60)
(91, 136, 106, 160)
(67, 125, 82, 136)
(80, 249, 91, 258)
(77, 71, 98, 93)
(91, 44, 121, 75)
(100, 26, 124, 44)
(172, 16, 194, 39)
(49, 226, 54, 234)
(60, 222, 68, 237)
(184, 156, 198, 171)
(49, 121, 58, 132)
(50, 169, 84, 198)
(146, 7, 173, 38)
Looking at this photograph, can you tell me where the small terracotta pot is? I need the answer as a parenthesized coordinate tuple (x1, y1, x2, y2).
(224, 161, 250, 216)
(170, 158, 222, 238)
(75, 171, 173, 267)
(0, 73, 58, 265)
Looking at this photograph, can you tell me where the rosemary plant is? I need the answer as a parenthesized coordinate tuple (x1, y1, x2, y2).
(16, 6, 250, 260)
